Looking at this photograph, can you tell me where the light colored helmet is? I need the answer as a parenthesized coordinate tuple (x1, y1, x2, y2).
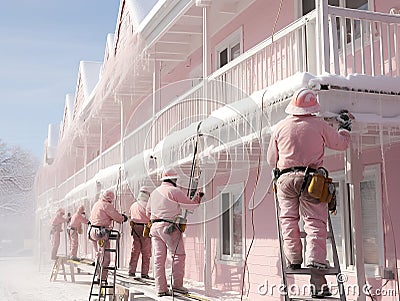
(102, 189, 115, 203)
(57, 208, 65, 215)
(160, 167, 179, 181)
(78, 205, 85, 214)
(285, 88, 320, 115)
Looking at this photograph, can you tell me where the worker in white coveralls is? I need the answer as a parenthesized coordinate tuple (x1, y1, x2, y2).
(266, 88, 351, 298)
(50, 208, 70, 260)
(128, 186, 152, 278)
(88, 189, 128, 282)
(68, 205, 89, 261)
(146, 168, 204, 297)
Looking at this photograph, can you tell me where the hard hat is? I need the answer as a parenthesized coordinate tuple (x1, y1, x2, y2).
(285, 88, 320, 115)
(160, 167, 179, 181)
(78, 205, 85, 213)
(102, 189, 115, 202)
(139, 186, 151, 195)
(57, 208, 65, 215)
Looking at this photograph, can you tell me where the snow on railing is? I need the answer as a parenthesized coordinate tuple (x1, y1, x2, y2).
(101, 142, 121, 168)
(86, 157, 99, 180)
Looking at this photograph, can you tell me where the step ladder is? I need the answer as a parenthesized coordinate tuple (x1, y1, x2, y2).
(273, 187, 347, 301)
(89, 229, 121, 301)
(50, 256, 75, 282)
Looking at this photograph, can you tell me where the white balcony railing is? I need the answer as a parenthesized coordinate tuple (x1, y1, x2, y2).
(39, 5, 400, 208)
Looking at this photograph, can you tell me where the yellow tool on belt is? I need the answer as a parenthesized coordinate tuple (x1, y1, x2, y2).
(308, 167, 335, 204)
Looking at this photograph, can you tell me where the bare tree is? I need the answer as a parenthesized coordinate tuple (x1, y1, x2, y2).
(0, 140, 39, 216)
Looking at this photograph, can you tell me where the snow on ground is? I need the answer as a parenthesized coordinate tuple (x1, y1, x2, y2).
(0, 257, 90, 301)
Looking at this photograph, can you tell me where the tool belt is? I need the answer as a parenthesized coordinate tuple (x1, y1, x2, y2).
(275, 166, 335, 204)
(308, 167, 335, 204)
(87, 225, 110, 247)
(277, 166, 317, 177)
(129, 221, 147, 236)
(151, 217, 187, 234)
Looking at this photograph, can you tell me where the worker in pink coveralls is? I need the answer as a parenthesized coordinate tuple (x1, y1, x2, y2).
(267, 88, 351, 298)
(50, 208, 69, 260)
(68, 205, 89, 261)
(128, 186, 152, 278)
(146, 168, 203, 297)
(88, 189, 128, 282)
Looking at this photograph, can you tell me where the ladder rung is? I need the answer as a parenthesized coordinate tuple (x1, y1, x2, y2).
(285, 267, 339, 275)
(105, 248, 117, 252)
(104, 266, 116, 270)
(101, 285, 115, 289)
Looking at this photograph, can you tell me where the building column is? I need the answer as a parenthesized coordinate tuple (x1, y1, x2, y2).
(345, 142, 366, 301)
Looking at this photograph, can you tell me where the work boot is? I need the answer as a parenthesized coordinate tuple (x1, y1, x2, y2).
(311, 286, 332, 299)
(128, 272, 135, 277)
(307, 260, 330, 269)
(70, 256, 80, 261)
(172, 286, 189, 294)
(287, 263, 301, 270)
(157, 291, 172, 297)
(141, 274, 153, 280)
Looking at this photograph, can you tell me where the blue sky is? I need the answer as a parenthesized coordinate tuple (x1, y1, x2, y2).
(0, 1, 120, 159)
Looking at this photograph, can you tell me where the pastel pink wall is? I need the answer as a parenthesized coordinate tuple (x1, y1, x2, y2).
(162, 0, 295, 87)
(180, 139, 400, 300)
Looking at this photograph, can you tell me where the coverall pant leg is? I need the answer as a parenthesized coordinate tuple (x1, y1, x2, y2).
(277, 172, 329, 291)
(88, 228, 110, 280)
(277, 173, 303, 264)
(100, 239, 111, 280)
(69, 230, 79, 257)
(151, 224, 186, 294)
(51, 232, 61, 260)
(140, 235, 152, 275)
(129, 227, 142, 274)
(277, 172, 328, 264)
(129, 225, 152, 275)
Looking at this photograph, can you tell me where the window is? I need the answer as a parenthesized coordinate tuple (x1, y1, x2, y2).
(301, 0, 369, 14)
(219, 184, 244, 262)
(301, 0, 369, 45)
(326, 165, 383, 276)
(326, 174, 355, 268)
(215, 27, 243, 69)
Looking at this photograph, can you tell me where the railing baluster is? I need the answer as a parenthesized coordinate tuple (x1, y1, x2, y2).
(360, 18, 366, 74)
(379, 22, 384, 75)
(395, 24, 400, 77)
(387, 23, 392, 76)
(370, 20, 376, 76)
(350, 18, 356, 74)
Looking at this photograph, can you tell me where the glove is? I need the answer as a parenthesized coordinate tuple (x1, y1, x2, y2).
(336, 110, 352, 131)
(198, 191, 205, 198)
(122, 213, 128, 223)
(87, 221, 91, 225)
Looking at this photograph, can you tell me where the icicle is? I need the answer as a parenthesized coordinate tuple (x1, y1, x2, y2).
(218, 126, 221, 146)
(227, 122, 230, 143)
(236, 118, 239, 140)
(242, 141, 245, 161)
(235, 146, 237, 161)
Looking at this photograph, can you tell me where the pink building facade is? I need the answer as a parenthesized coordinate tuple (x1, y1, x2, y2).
(35, 1, 400, 300)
